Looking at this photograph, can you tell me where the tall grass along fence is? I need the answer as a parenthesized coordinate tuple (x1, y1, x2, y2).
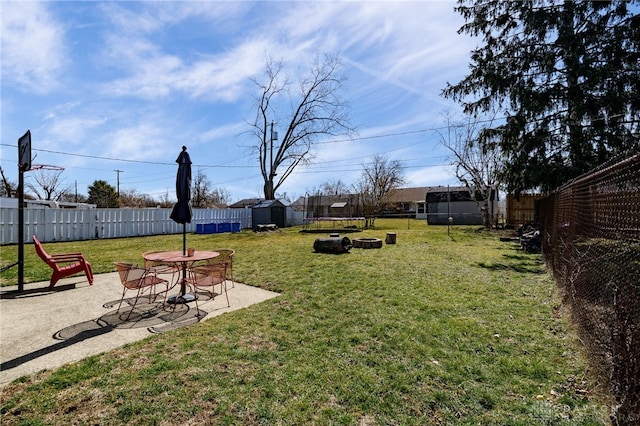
(0, 207, 252, 244)
(538, 148, 640, 425)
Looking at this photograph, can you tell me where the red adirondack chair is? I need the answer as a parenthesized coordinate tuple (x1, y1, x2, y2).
(33, 235, 94, 288)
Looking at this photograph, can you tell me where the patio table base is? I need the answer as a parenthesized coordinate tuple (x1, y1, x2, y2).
(167, 293, 197, 304)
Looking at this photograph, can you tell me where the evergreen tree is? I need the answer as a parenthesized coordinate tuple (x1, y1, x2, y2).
(444, 0, 639, 194)
(87, 180, 119, 208)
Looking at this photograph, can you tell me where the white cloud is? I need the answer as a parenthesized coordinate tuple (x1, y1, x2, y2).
(48, 116, 107, 145)
(0, 1, 476, 201)
(94, 2, 268, 102)
(201, 121, 247, 144)
(1, 2, 67, 93)
(102, 122, 174, 161)
(405, 164, 457, 187)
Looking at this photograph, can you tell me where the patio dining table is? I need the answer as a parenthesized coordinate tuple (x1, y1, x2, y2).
(143, 250, 219, 303)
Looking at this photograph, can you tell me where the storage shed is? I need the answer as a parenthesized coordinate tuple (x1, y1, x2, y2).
(252, 199, 288, 229)
(426, 186, 498, 225)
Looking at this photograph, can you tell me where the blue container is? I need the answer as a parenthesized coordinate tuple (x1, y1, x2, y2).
(203, 223, 217, 234)
(231, 222, 241, 233)
(195, 224, 205, 234)
(218, 222, 232, 233)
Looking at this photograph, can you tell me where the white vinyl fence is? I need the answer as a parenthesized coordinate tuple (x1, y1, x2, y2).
(0, 207, 252, 244)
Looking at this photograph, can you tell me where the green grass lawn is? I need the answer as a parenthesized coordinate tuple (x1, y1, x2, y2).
(0, 220, 609, 424)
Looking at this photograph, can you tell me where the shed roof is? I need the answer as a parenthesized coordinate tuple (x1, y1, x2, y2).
(252, 199, 289, 209)
(229, 198, 264, 208)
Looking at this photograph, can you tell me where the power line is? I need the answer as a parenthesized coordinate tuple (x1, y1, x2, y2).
(0, 125, 448, 168)
(0, 145, 251, 168)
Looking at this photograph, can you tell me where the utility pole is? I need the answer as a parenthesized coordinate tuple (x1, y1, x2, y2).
(267, 122, 278, 199)
(114, 169, 123, 199)
(269, 122, 277, 178)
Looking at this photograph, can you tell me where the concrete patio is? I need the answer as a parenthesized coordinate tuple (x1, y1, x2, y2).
(0, 272, 279, 386)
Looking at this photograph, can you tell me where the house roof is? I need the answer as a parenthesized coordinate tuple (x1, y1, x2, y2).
(386, 187, 430, 203)
(425, 185, 469, 194)
(228, 198, 264, 208)
(289, 196, 307, 211)
(304, 186, 491, 206)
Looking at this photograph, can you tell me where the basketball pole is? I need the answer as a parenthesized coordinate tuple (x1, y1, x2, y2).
(17, 129, 31, 293)
(18, 166, 24, 292)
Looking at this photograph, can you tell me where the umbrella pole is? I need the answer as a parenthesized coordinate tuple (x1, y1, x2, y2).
(182, 223, 186, 256)
(181, 223, 187, 296)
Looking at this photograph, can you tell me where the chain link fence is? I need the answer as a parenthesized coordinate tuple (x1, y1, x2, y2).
(538, 149, 639, 425)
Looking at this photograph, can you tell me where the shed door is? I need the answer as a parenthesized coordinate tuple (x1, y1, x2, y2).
(272, 206, 286, 228)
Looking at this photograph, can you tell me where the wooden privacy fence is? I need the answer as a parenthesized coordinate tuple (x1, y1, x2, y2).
(505, 193, 546, 227)
(0, 207, 252, 244)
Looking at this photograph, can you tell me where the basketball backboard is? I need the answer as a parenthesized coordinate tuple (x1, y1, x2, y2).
(18, 130, 31, 172)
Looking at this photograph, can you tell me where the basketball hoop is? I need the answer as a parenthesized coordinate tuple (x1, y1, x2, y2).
(27, 164, 65, 172)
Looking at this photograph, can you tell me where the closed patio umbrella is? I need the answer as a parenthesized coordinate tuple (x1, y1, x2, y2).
(170, 146, 193, 254)
(170, 146, 193, 302)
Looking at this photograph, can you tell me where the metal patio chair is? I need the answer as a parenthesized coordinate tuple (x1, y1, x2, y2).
(114, 262, 169, 320)
(204, 249, 235, 288)
(186, 262, 230, 311)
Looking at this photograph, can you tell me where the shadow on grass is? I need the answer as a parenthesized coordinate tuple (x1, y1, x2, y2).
(477, 251, 546, 274)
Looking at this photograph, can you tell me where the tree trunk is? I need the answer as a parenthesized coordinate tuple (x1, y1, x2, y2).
(313, 237, 352, 253)
(263, 179, 275, 200)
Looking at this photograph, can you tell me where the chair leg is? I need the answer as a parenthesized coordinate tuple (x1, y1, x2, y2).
(152, 281, 169, 305)
(117, 287, 138, 321)
(84, 262, 94, 284)
(50, 272, 61, 289)
(118, 286, 151, 321)
(116, 287, 128, 313)
(221, 280, 230, 307)
(229, 265, 235, 288)
(189, 281, 202, 317)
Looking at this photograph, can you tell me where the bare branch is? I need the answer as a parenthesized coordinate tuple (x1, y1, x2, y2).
(25, 170, 70, 201)
(355, 154, 406, 228)
(438, 111, 502, 228)
(250, 53, 354, 199)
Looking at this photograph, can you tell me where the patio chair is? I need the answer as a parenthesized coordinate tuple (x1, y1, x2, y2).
(33, 235, 94, 289)
(186, 262, 230, 310)
(142, 250, 180, 282)
(114, 262, 169, 320)
(204, 249, 235, 288)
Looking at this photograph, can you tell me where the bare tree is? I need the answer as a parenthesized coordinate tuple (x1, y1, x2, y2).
(210, 187, 231, 205)
(0, 167, 16, 197)
(320, 179, 350, 196)
(192, 170, 231, 207)
(192, 169, 211, 208)
(438, 112, 502, 228)
(250, 53, 354, 200)
(355, 155, 406, 228)
(58, 192, 88, 204)
(158, 190, 173, 208)
(26, 169, 71, 201)
(118, 189, 157, 208)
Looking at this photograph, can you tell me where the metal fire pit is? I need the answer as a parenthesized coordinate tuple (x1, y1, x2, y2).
(352, 238, 383, 249)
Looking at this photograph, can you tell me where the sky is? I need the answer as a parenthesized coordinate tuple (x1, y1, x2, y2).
(1, 1, 478, 204)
